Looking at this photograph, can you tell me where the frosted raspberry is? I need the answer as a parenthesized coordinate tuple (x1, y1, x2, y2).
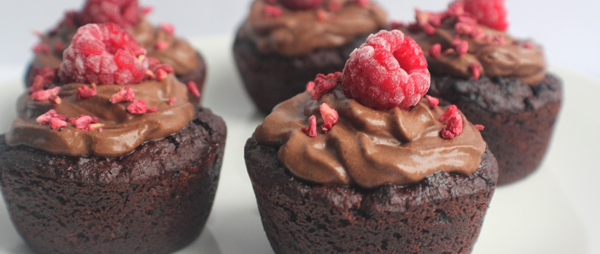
(319, 103, 338, 133)
(36, 110, 66, 125)
(463, 0, 508, 31)
(50, 117, 68, 130)
(31, 87, 61, 102)
(77, 85, 97, 100)
(78, 0, 141, 29)
(187, 81, 201, 97)
(475, 124, 485, 131)
(159, 23, 175, 35)
(302, 115, 317, 137)
(280, 0, 324, 10)
(59, 24, 149, 85)
(127, 99, 147, 114)
(167, 97, 177, 106)
(312, 72, 341, 100)
(425, 95, 439, 109)
(342, 30, 430, 110)
(440, 113, 463, 139)
(110, 87, 135, 103)
(69, 115, 93, 130)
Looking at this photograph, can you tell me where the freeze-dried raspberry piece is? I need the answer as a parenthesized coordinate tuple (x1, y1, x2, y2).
(77, 85, 97, 100)
(187, 81, 201, 97)
(264, 5, 282, 18)
(127, 99, 147, 114)
(50, 117, 68, 130)
(159, 23, 175, 34)
(58, 23, 149, 85)
(302, 115, 317, 137)
(110, 87, 136, 103)
(280, 0, 324, 10)
(31, 87, 61, 102)
(463, 0, 508, 31)
(306, 81, 315, 92)
(429, 44, 441, 58)
(29, 75, 52, 93)
(167, 97, 177, 106)
(36, 110, 67, 125)
(69, 115, 94, 130)
(475, 124, 485, 131)
(469, 64, 482, 80)
(49, 95, 62, 107)
(312, 72, 341, 100)
(319, 103, 338, 133)
(78, 0, 141, 29)
(439, 105, 458, 123)
(155, 41, 168, 50)
(342, 30, 430, 110)
(440, 113, 463, 139)
(146, 106, 158, 113)
(354, 0, 370, 7)
(156, 69, 168, 81)
(425, 95, 439, 109)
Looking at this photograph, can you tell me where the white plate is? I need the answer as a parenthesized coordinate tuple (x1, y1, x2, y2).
(0, 35, 598, 254)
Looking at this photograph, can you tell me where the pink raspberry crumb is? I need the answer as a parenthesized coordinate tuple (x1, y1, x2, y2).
(49, 95, 62, 107)
(79, 0, 141, 29)
(36, 110, 66, 125)
(264, 5, 282, 18)
(440, 113, 463, 139)
(302, 115, 318, 137)
(306, 81, 315, 92)
(469, 64, 482, 80)
(187, 81, 201, 97)
(30, 87, 61, 102)
(127, 99, 148, 114)
(50, 117, 68, 130)
(425, 95, 439, 109)
(167, 97, 177, 106)
(319, 103, 339, 133)
(311, 72, 341, 100)
(429, 44, 442, 58)
(155, 41, 169, 50)
(77, 85, 97, 100)
(147, 106, 158, 113)
(110, 87, 136, 103)
(342, 30, 430, 110)
(456, 40, 469, 55)
(156, 69, 168, 81)
(475, 124, 485, 131)
(69, 115, 93, 130)
(159, 23, 175, 35)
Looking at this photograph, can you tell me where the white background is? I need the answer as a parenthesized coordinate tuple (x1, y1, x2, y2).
(0, 0, 599, 79)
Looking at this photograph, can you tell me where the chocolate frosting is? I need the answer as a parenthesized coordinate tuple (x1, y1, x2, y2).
(255, 86, 487, 189)
(5, 75, 195, 158)
(238, 0, 388, 56)
(402, 23, 546, 85)
(33, 17, 198, 75)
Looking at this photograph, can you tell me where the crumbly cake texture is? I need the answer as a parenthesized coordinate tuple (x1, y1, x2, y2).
(233, 33, 370, 114)
(0, 108, 226, 254)
(427, 74, 562, 185)
(245, 137, 498, 253)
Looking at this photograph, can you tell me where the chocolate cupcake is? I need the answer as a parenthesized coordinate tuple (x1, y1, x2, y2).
(396, 0, 562, 185)
(27, 0, 206, 102)
(245, 30, 498, 253)
(1, 24, 226, 254)
(233, 0, 387, 114)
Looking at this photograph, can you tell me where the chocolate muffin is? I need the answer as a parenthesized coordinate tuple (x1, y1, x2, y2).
(1, 24, 226, 254)
(233, 0, 388, 114)
(397, 0, 562, 185)
(245, 30, 499, 253)
(27, 0, 206, 102)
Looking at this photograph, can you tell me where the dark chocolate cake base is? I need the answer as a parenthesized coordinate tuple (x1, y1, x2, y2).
(25, 51, 207, 104)
(0, 107, 226, 254)
(427, 74, 562, 186)
(233, 33, 371, 115)
(245, 137, 498, 254)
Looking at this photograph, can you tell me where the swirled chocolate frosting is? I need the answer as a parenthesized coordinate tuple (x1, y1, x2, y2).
(6, 75, 195, 158)
(255, 85, 487, 189)
(238, 0, 388, 56)
(33, 16, 198, 75)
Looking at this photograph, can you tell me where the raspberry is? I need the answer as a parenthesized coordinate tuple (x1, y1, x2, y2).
(302, 115, 317, 137)
(167, 97, 177, 106)
(342, 30, 430, 110)
(306, 81, 315, 92)
(127, 99, 147, 114)
(429, 44, 441, 58)
(69, 115, 94, 130)
(279, 0, 324, 10)
(264, 5, 282, 18)
(311, 72, 341, 100)
(78, 0, 141, 29)
(159, 23, 175, 35)
(156, 69, 168, 81)
(59, 24, 149, 85)
(147, 106, 158, 113)
(31, 87, 61, 102)
(29, 75, 52, 93)
(187, 81, 201, 97)
(36, 110, 66, 125)
(469, 64, 482, 80)
(110, 87, 135, 103)
(475, 124, 485, 131)
(463, 0, 509, 31)
(439, 105, 458, 123)
(49, 95, 62, 107)
(425, 95, 439, 109)
(319, 103, 338, 133)
(50, 117, 68, 130)
(440, 113, 463, 139)
(155, 41, 169, 50)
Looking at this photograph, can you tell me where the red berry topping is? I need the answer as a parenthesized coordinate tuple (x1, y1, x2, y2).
(279, 0, 324, 10)
(127, 99, 148, 114)
(187, 81, 201, 97)
(469, 64, 482, 80)
(167, 97, 177, 106)
(31, 87, 61, 102)
(425, 95, 439, 109)
(475, 124, 485, 131)
(147, 106, 158, 113)
(110, 87, 135, 104)
(319, 103, 339, 133)
(264, 5, 282, 18)
(49, 95, 62, 107)
(342, 30, 430, 110)
(312, 72, 341, 100)
(155, 41, 168, 50)
(36, 110, 67, 125)
(29, 75, 53, 93)
(59, 24, 149, 85)
(439, 105, 458, 123)
(77, 85, 97, 100)
(429, 44, 442, 58)
(439, 105, 463, 139)
(463, 0, 509, 31)
(306, 81, 315, 92)
(50, 117, 68, 130)
(156, 69, 168, 81)
(354, 0, 370, 7)
(302, 115, 317, 137)
(79, 0, 141, 29)
(159, 23, 175, 35)
(69, 115, 94, 130)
